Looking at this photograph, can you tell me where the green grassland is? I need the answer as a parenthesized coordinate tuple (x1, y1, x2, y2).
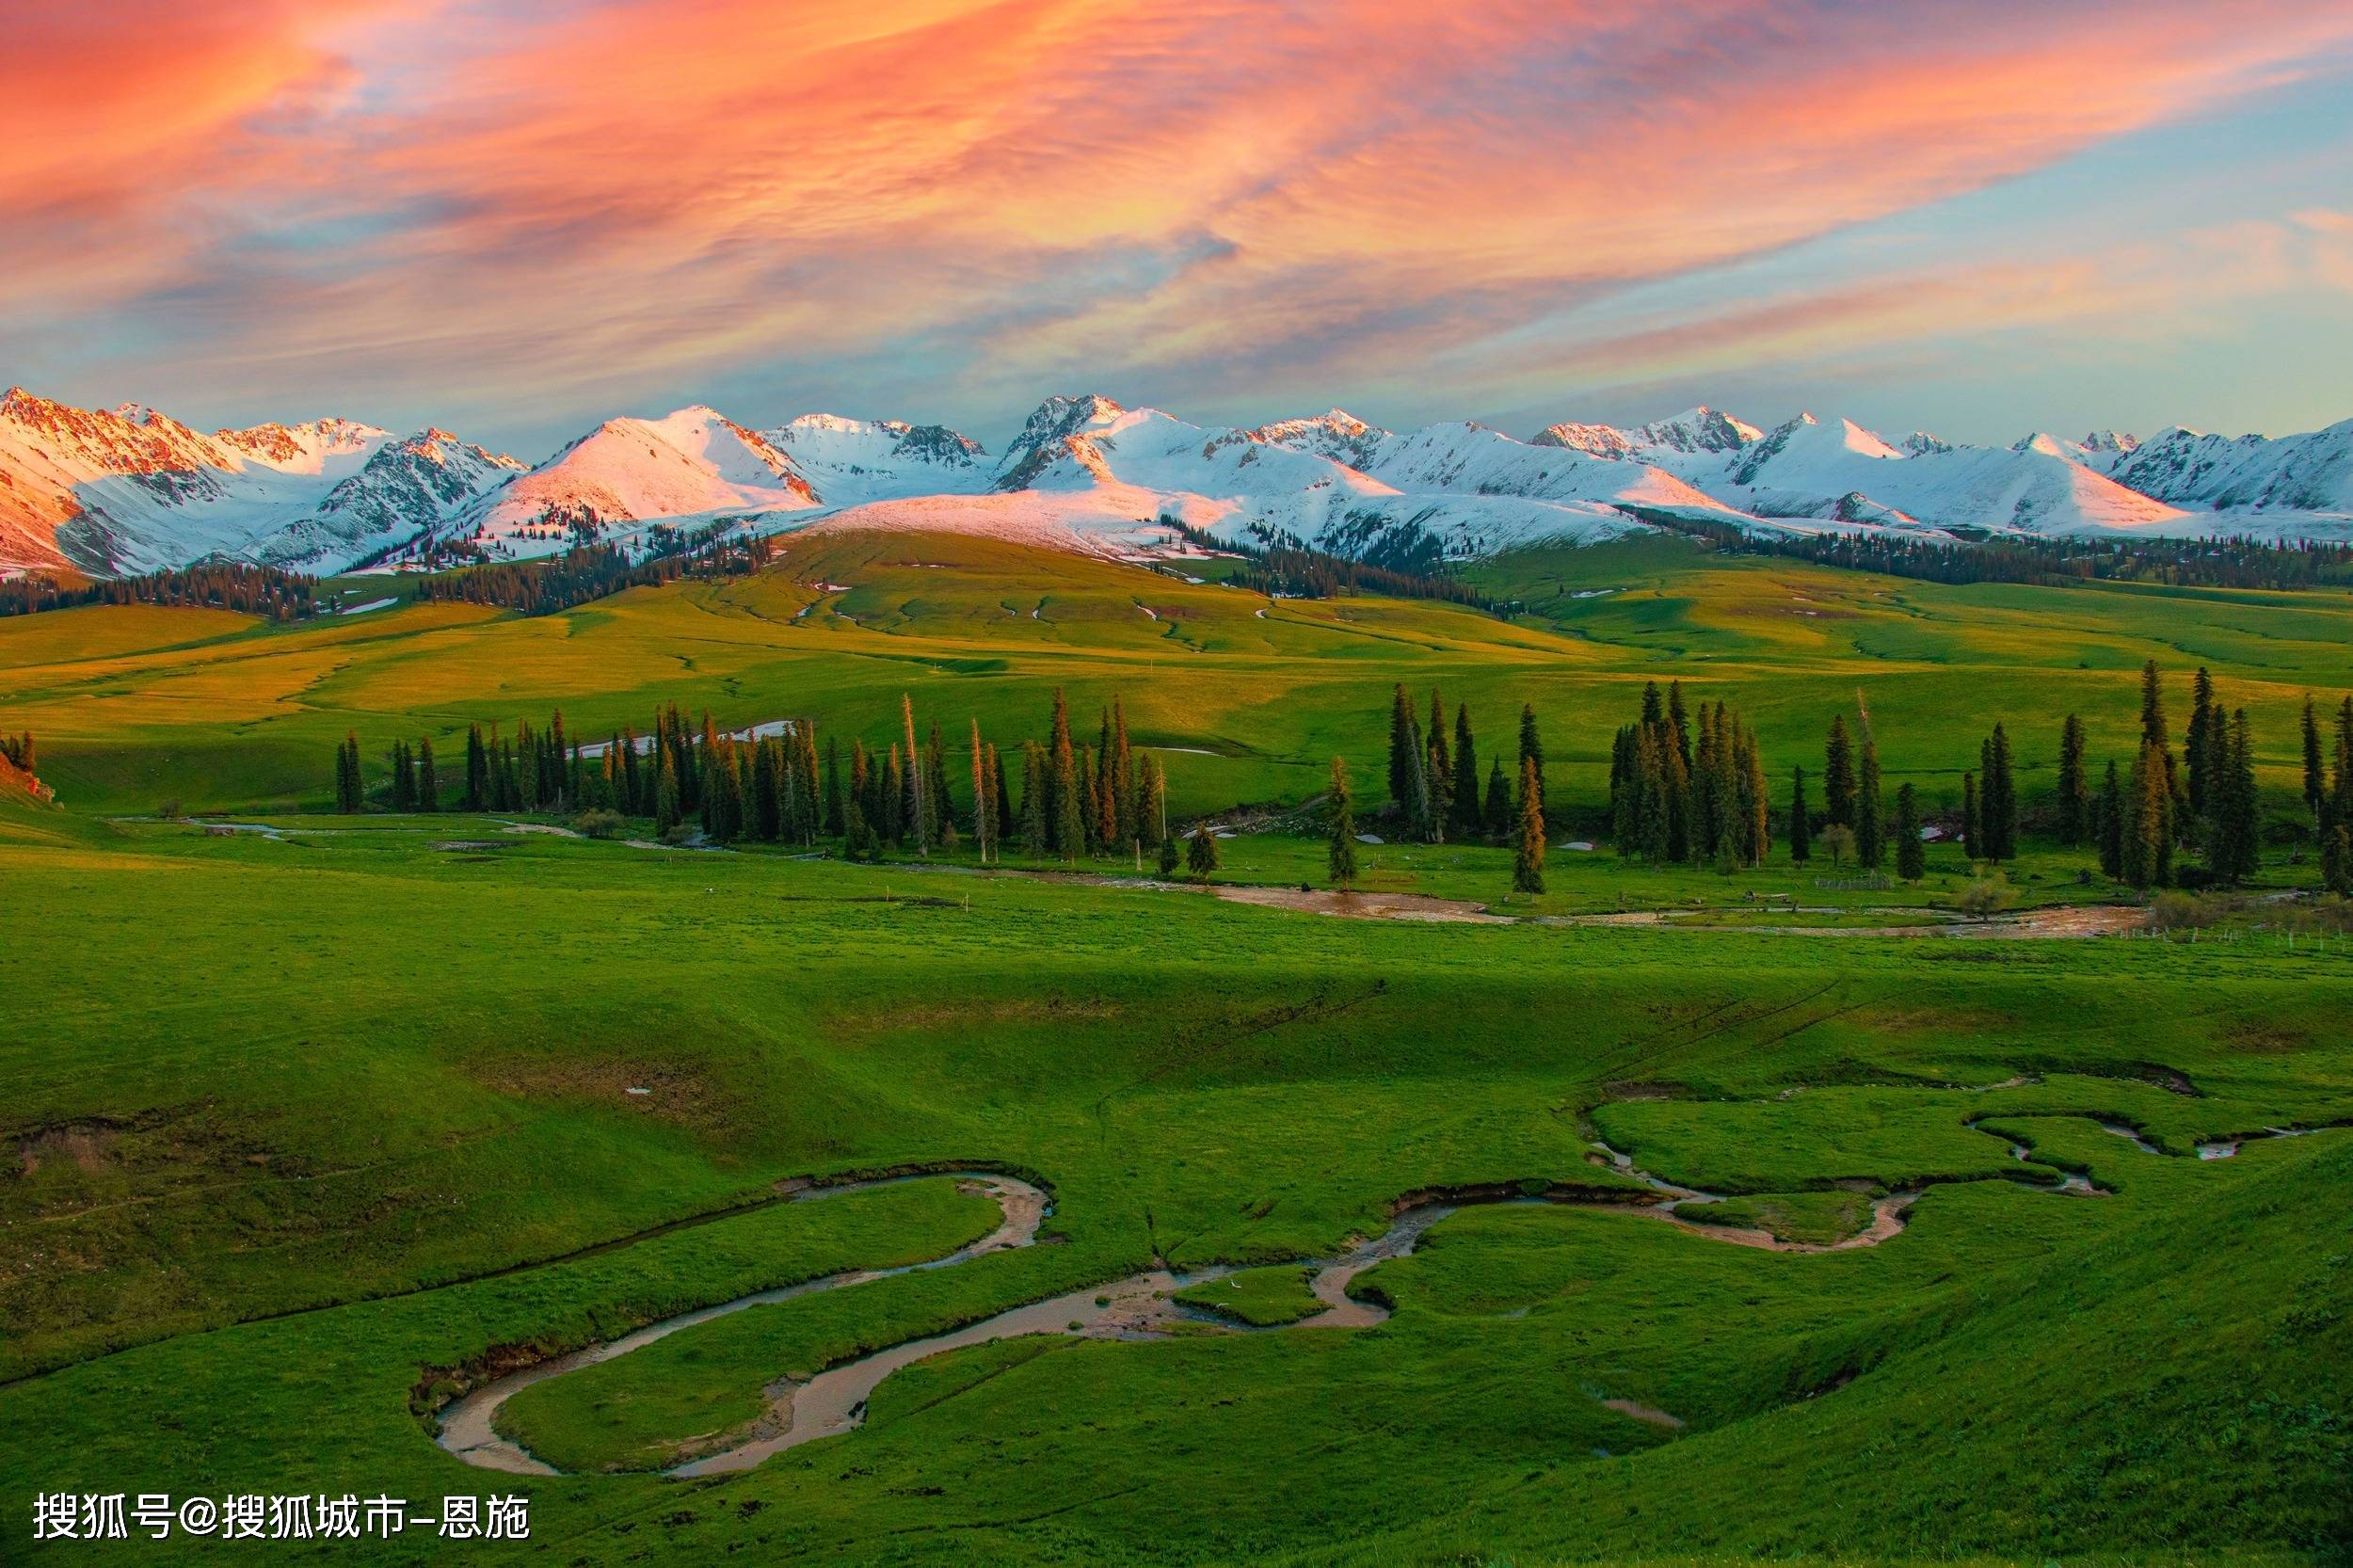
(4, 532, 2352, 1565)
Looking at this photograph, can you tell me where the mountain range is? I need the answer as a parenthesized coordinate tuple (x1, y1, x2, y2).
(4, 384, 2348, 581)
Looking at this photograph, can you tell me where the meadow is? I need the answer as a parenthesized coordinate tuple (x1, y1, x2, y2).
(3, 531, 2350, 1565)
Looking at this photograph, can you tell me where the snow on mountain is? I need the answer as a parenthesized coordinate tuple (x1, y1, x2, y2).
(1533, 406, 1762, 475)
(443, 407, 821, 560)
(10, 383, 2353, 582)
(248, 430, 525, 571)
(0, 387, 392, 576)
(2107, 420, 2353, 516)
(764, 414, 987, 504)
(836, 396, 1725, 564)
(1717, 412, 2188, 536)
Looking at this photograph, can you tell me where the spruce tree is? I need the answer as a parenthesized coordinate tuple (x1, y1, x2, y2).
(2124, 740, 2171, 888)
(1855, 736, 1883, 869)
(655, 748, 680, 836)
(464, 722, 487, 811)
(901, 696, 926, 856)
(1387, 684, 1416, 811)
(2333, 697, 2353, 831)
(970, 719, 990, 861)
(1111, 699, 1136, 846)
(1425, 690, 1450, 838)
(1895, 783, 1925, 881)
(1327, 757, 1357, 888)
(2301, 695, 2325, 829)
(1824, 715, 1856, 828)
(1158, 826, 1181, 878)
(1483, 758, 1511, 841)
(1452, 705, 1481, 834)
(2056, 714, 2089, 845)
(1021, 742, 1049, 858)
(2325, 824, 2352, 897)
(1667, 680, 1692, 776)
(2097, 760, 2125, 879)
(1048, 689, 1080, 856)
(1513, 756, 1545, 894)
(1187, 823, 1220, 879)
(417, 736, 438, 812)
(1980, 724, 2016, 861)
(824, 736, 843, 835)
(1961, 772, 1980, 857)
(2210, 709, 2259, 884)
(2185, 666, 2217, 821)
(1141, 755, 1167, 848)
(1518, 704, 1546, 813)
(2099, 758, 2137, 880)
(1787, 765, 1812, 864)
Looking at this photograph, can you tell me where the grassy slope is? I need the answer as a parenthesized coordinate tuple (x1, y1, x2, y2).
(5, 532, 2348, 832)
(2, 799, 2349, 1564)
(6, 536, 2353, 1564)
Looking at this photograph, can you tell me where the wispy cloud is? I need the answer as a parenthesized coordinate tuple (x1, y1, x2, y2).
(4, 0, 2350, 447)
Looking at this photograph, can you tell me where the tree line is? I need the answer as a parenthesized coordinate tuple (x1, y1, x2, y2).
(2, 562, 321, 620)
(412, 526, 778, 617)
(1633, 511, 2353, 594)
(1169, 521, 1502, 611)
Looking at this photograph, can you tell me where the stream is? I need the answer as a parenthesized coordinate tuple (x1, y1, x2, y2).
(436, 1119, 2329, 1479)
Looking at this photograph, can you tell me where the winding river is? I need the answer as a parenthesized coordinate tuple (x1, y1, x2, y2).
(436, 1120, 2326, 1479)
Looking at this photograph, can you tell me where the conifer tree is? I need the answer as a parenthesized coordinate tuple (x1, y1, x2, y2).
(2056, 714, 2089, 844)
(2301, 695, 2325, 829)
(1634, 727, 1669, 864)
(620, 730, 642, 815)
(1824, 715, 1856, 828)
(1452, 705, 1481, 834)
(824, 736, 843, 835)
(2325, 824, 2352, 897)
(1048, 688, 1079, 856)
(1387, 684, 1416, 810)
(927, 718, 954, 851)
(1787, 766, 1812, 864)
(2185, 666, 2217, 821)
(389, 741, 414, 811)
(1425, 690, 1451, 837)
(2123, 740, 2172, 888)
(655, 747, 680, 837)
(1513, 756, 1545, 894)
(981, 743, 1001, 863)
(1187, 822, 1220, 879)
(1895, 782, 1925, 881)
(1077, 746, 1100, 855)
(1517, 703, 1545, 813)
(417, 736, 438, 812)
(1961, 772, 1980, 857)
(1483, 758, 1511, 841)
(1741, 725, 1769, 867)
(1092, 730, 1119, 853)
(1158, 825, 1181, 878)
(1406, 715, 1436, 843)
(1052, 737, 1083, 856)
(1980, 724, 2016, 861)
(1112, 699, 1137, 846)
(1855, 736, 1884, 869)
(970, 719, 990, 860)
(1141, 754, 1167, 848)
(464, 722, 487, 810)
(753, 738, 781, 840)
(995, 745, 1015, 841)
(1327, 757, 1357, 888)
(1020, 742, 1048, 858)
(901, 696, 926, 856)
(2097, 760, 2125, 879)
(2208, 709, 2259, 884)
(2140, 659, 2187, 833)
(1667, 680, 1692, 777)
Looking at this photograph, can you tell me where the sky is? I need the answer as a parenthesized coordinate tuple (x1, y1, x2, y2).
(5, 0, 2353, 463)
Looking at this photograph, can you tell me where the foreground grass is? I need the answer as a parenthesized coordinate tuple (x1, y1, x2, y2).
(2, 802, 2349, 1564)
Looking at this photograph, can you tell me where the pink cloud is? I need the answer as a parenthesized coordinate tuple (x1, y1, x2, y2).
(6, 1, 2350, 428)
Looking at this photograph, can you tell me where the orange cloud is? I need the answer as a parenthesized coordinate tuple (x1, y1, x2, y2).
(5, 1, 2350, 433)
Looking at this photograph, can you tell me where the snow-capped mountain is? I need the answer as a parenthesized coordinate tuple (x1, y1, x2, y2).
(441, 407, 820, 558)
(7, 383, 2350, 582)
(1711, 413, 2187, 536)
(0, 387, 393, 575)
(1533, 407, 1763, 475)
(248, 431, 525, 570)
(2107, 421, 2353, 515)
(764, 414, 987, 504)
